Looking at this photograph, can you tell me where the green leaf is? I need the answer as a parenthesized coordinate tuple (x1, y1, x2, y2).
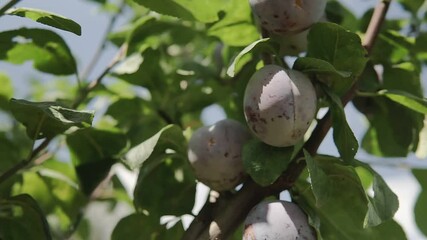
(112, 213, 184, 240)
(15, 165, 87, 236)
(303, 150, 334, 206)
(361, 64, 424, 157)
(325, 1, 358, 32)
(66, 128, 128, 195)
(132, 0, 227, 23)
(378, 89, 427, 114)
(227, 38, 272, 77)
(0, 73, 13, 111)
(416, 116, 427, 159)
(413, 169, 427, 237)
(134, 157, 196, 217)
(323, 87, 358, 163)
(307, 22, 368, 95)
(207, 0, 258, 46)
(353, 161, 399, 227)
(242, 139, 293, 186)
(0, 194, 52, 240)
(5, 8, 81, 36)
(397, 0, 424, 15)
(294, 156, 368, 239)
(0, 28, 77, 75)
(10, 99, 94, 139)
(294, 157, 406, 239)
(124, 124, 187, 170)
(293, 57, 352, 78)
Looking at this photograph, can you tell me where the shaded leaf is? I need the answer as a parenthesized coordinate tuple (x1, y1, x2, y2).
(112, 213, 184, 240)
(10, 99, 93, 139)
(307, 22, 368, 95)
(0, 28, 77, 75)
(294, 157, 406, 239)
(124, 124, 186, 170)
(353, 160, 399, 227)
(0, 194, 52, 240)
(66, 128, 128, 195)
(413, 169, 427, 237)
(242, 139, 293, 186)
(293, 57, 352, 78)
(294, 156, 368, 239)
(207, 0, 258, 46)
(323, 87, 358, 163)
(6, 7, 81, 35)
(134, 157, 196, 217)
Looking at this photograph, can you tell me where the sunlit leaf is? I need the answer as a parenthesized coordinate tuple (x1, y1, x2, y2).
(6, 7, 81, 35)
(132, 0, 228, 23)
(227, 38, 273, 77)
(0, 28, 77, 75)
(378, 89, 427, 114)
(124, 124, 186, 170)
(10, 99, 94, 139)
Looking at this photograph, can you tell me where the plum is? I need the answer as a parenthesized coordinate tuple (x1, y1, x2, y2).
(243, 65, 317, 147)
(187, 119, 251, 191)
(249, 0, 327, 35)
(273, 29, 308, 56)
(243, 200, 316, 240)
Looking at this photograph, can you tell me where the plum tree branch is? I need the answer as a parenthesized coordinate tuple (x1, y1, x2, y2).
(0, 0, 21, 16)
(183, 1, 392, 239)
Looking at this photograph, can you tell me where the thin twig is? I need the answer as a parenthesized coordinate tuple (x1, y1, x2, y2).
(79, 0, 126, 82)
(0, 42, 127, 185)
(183, 1, 393, 239)
(0, 0, 21, 16)
(72, 43, 128, 108)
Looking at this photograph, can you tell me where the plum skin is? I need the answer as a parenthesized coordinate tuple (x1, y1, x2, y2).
(243, 200, 316, 240)
(187, 119, 251, 191)
(243, 65, 317, 147)
(249, 0, 327, 35)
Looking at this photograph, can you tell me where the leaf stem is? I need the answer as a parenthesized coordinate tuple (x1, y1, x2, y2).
(183, 0, 393, 239)
(0, 0, 20, 16)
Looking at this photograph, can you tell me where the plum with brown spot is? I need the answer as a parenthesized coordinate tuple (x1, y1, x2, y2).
(187, 119, 251, 191)
(249, 0, 327, 35)
(243, 65, 317, 147)
(243, 200, 316, 240)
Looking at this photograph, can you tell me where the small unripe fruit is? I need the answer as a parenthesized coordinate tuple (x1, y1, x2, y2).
(243, 200, 316, 240)
(244, 65, 317, 147)
(249, 0, 327, 35)
(187, 119, 251, 191)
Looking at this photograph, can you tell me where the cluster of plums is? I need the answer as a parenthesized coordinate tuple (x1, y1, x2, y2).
(187, 0, 325, 239)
